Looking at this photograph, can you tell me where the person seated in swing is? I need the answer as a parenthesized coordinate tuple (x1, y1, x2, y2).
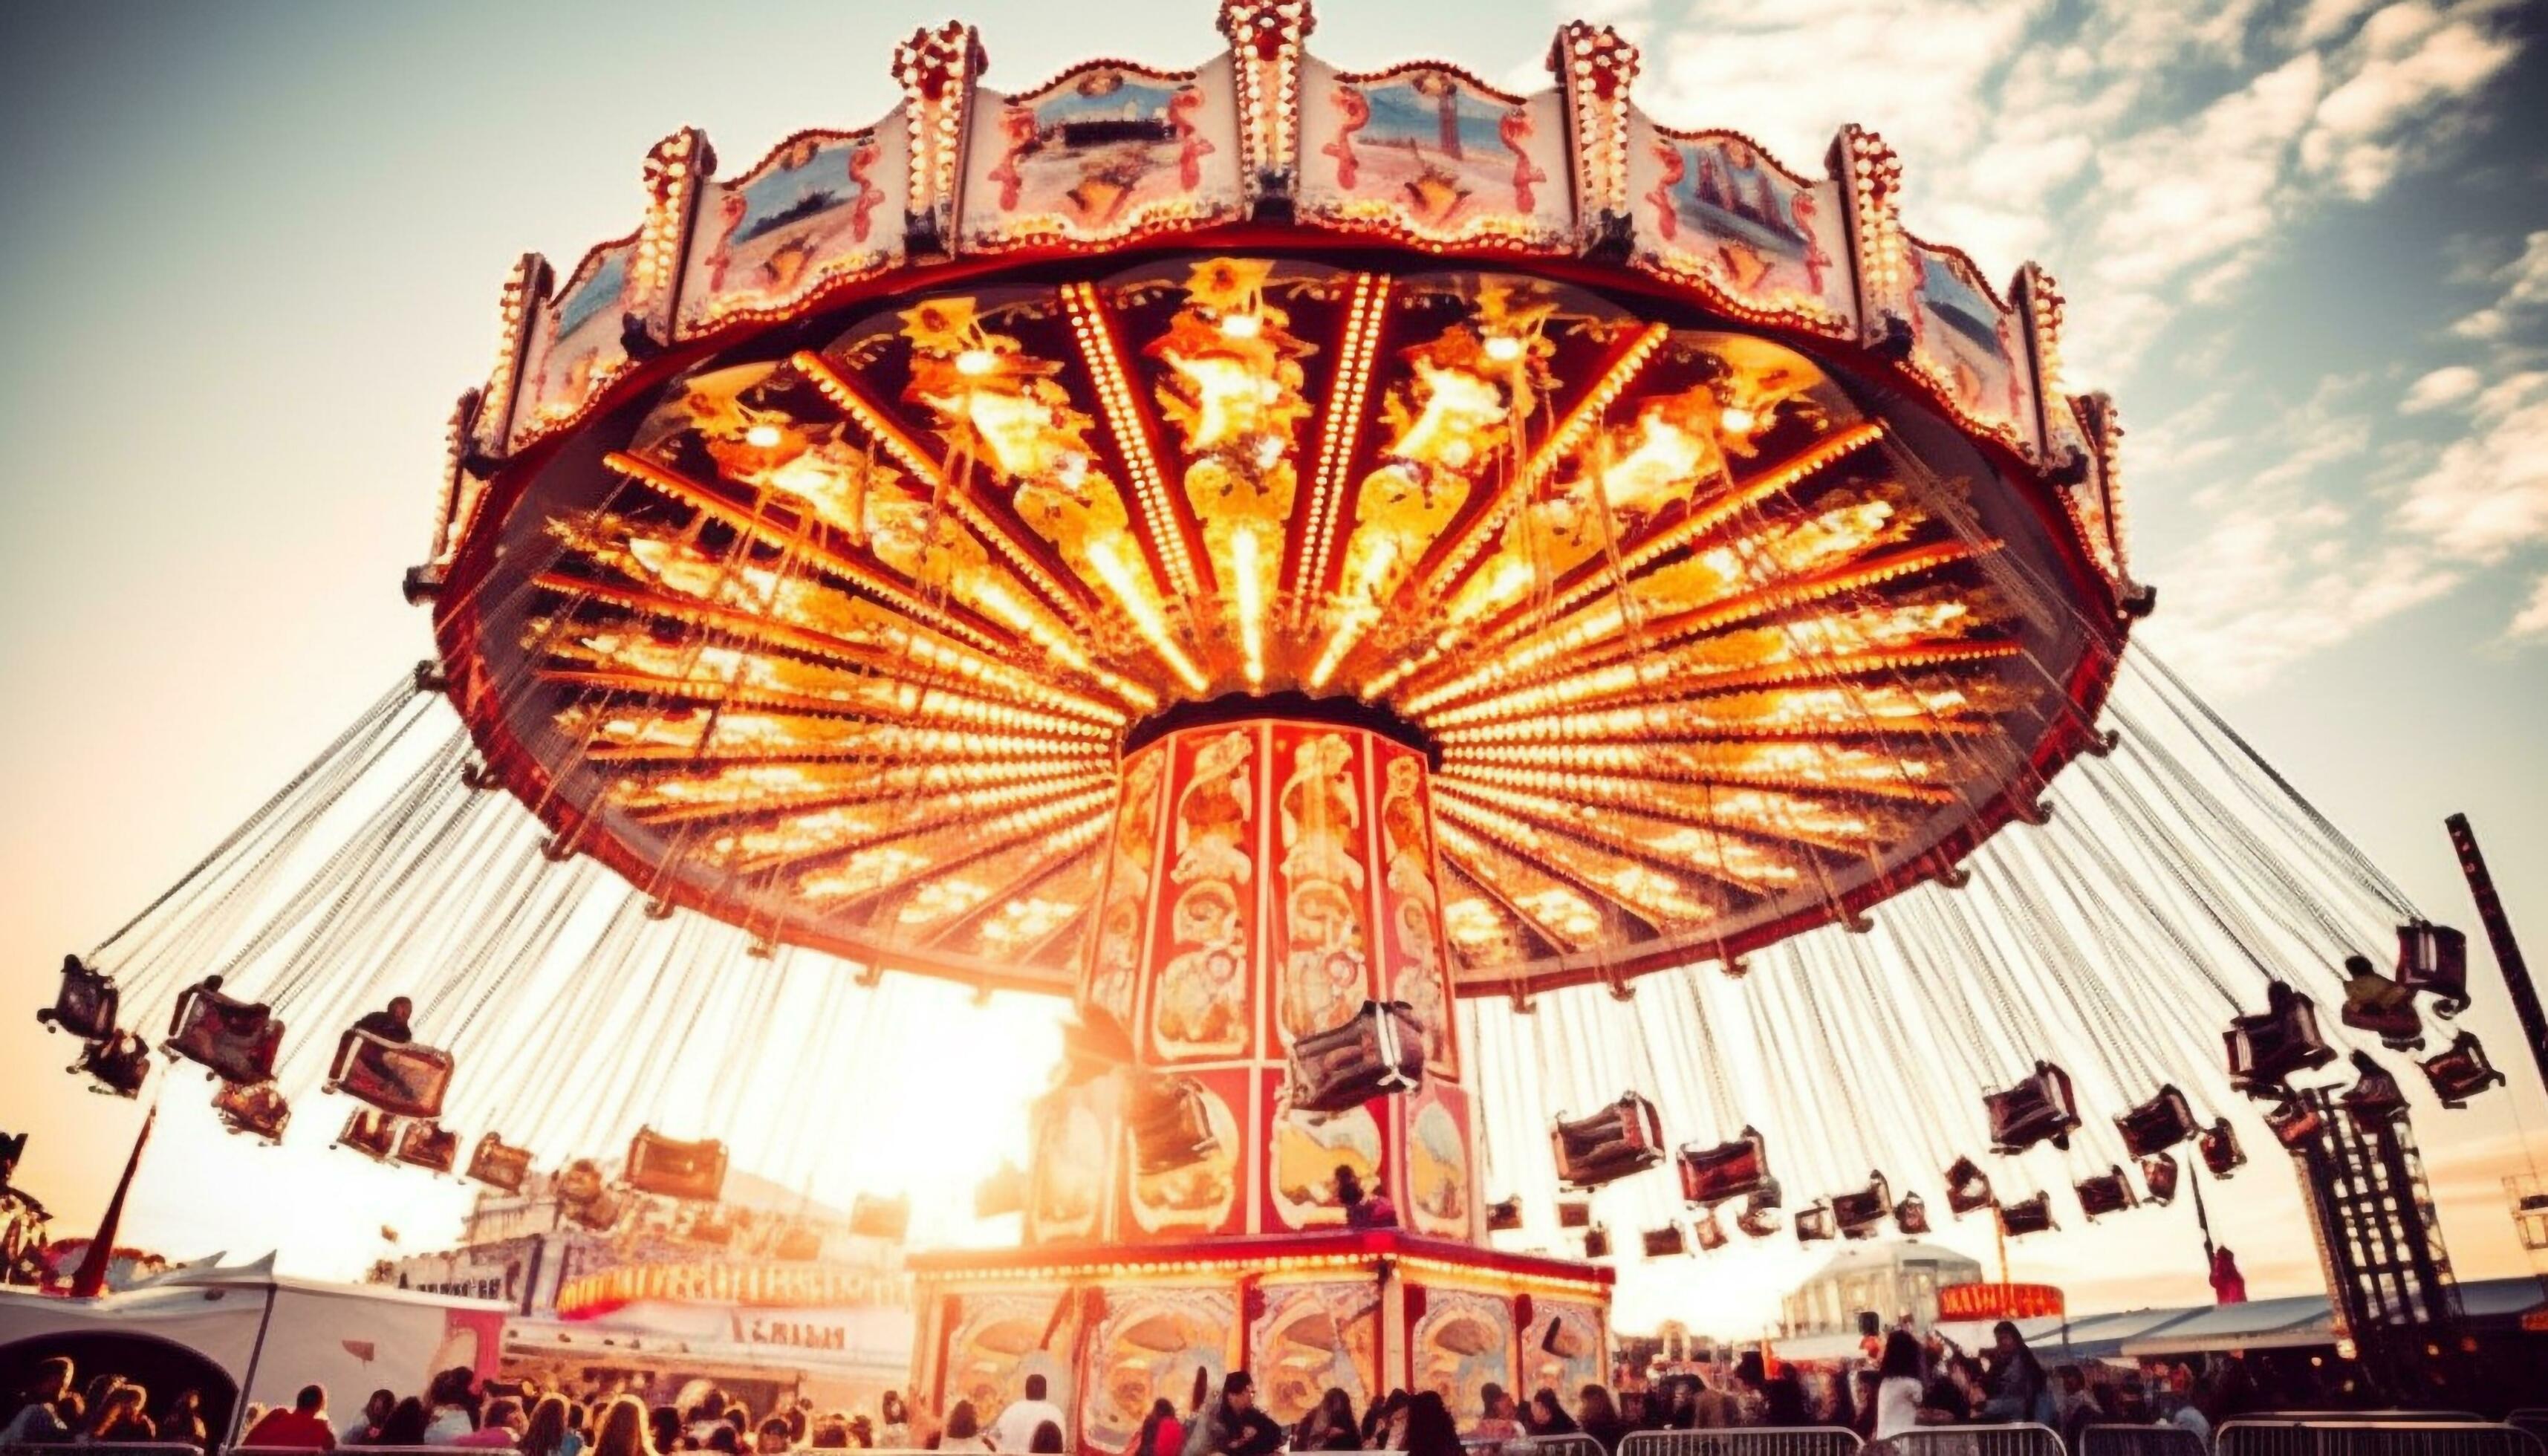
(345, 996, 423, 1108)
(1334, 1165, 1397, 1229)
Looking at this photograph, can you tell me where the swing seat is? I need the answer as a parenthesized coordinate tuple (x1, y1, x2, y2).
(2263, 1094, 2323, 1149)
(1945, 1156, 1992, 1216)
(214, 1080, 290, 1143)
(1287, 1000, 1426, 1114)
(2340, 961, 2424, 1050)
(1793, 1200, 1836, 1243)
(2420, 1030, 2506, 1108)
(851, 1193, 909, 1241)
(39, 957, 119, 1041)
(975, 1162, 1027, 1219)
(1984, 1059, 2080, 1154)
(395, 1120, 459, 1174)
(76, 1031, 152, 1097)
(1996, 1192, 2056, 1237)
(2198, 1117, 2245, 1177)
(2116, 1084, 2197, 1157)
(2339, 1052, 2406, 1134)
(467, 1134, 533, 1194)
(164, 978, 284, 1085)
(1552, 1093, 1665, 1189)
(2075, 1166, 2136, 1220)
(555, 1157, 607, 1207)
(776, 1225, 824, 1261)
(326, 1028, 455, 1120)
(337, 1107, 400, 1161)
(1128, 1074, 1218, 1175)
(627, 1127, 728, 1201)
(1893, 1192, 1931, 1235)
(1832, 1171, 1891, 1238)
(2224, 982, 2335, 1098)
(686, 1210, 735, 1247)
(1582, 1225, 1611, 1258)
(1676, 1126, 1771, 1206)
(2395, 920, 2469, 1015)
(1486, 1196, 1523, 1232)
(1693, 1205, 1729, 1250)
(1737, 1181, 1783, 1238)
(2140, 1151, 2180, 1206)
(1556, 1198, 1591, 1229)
(1642, 1223, 1686, 1258)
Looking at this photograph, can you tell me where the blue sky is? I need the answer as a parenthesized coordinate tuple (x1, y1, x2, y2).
(1, 0, 2543, 1333)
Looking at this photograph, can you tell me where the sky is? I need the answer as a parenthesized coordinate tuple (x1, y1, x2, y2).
(1, 0, 2545, 1339)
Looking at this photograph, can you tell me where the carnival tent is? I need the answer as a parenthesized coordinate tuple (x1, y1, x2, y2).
(0, 1255, 504, 1443)
(2118, 1295, 2332, 1357)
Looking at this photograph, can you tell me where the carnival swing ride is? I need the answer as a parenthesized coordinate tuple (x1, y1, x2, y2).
(32, 1, 2518, 1440)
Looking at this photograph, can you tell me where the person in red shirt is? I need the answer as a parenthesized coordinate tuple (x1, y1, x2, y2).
(244, 1385, 339, 1450)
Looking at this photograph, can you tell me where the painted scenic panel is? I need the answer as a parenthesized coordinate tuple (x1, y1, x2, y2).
(680, 119, 908, 337)
(1261, 1067, 1384, 1232)
(960, 58, 1243, 249)
(1080, 1285, 1237, 1455)
(1249, 1280, 1382, 1426)
(1629, 119, 1854, 336)
(1297, 58, 1570, 247)
(1409, 1287, 1515, 1423)
(510, 239, 637, 448)
(1905, 238, 2038, 454)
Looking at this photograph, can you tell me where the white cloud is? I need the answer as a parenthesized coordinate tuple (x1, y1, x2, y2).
(2396, 371, 2548, 562)
(2401, 365, 2482, 412)
(2300, 6, 2522, 198)
(2451, 229, 2548, 340)
(2508, 576, 2548, 640)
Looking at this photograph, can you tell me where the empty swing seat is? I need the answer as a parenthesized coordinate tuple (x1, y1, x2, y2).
(326, 1028, 455, 1120)
(467, 1134, 533, 1194)
(1997, 1192, 2056, 1237)
(76, 1032, 152, 1098)
(627, 1128, 729, 1201)
(1677, 1126, 1772, 1206)
(1486, 1197, 1523, 1232)
(1128, 1075, 1218, 1175)
(1833, 1171, 1891, 1239)
(163, 978, 283, 1085)
(1287, 1000, 1426, 1114)
(396, 1120, 459, 1174)
(2339, 959, 2423, 1050)
(1582, 1225, 1611, 1258)
(2075, 1166, 2136, 1220)
(2224, 981, 2336, 1098)
(1945, 1156, 1993, 1216)
(2141, 1151, 2180, 1206)
(214, 1080, 290, 1143)
(39, 957, 120, 1041)
(2199, 1117, 2245, 1177)
(337, 1107, 399, 1160)
(1693, 1206, 1730, 1250)
(2339, 1052, 2407, 1134)
(2420, 1030, 2506, 1107)
(1552, 1093, 1665, 1189)
(2116, 1085, 2198, 1158)
(1793, 1200, 1836, 1243)
(851, 1193, 910, 1241)
(1893, 1192, 1931, 1235)
(1642, 1223, 1687, 1258)
(1986, 1060, 2080, 1154)
(2395, 920, 2469, 1015)
(1557, 1198, 1592, 1229)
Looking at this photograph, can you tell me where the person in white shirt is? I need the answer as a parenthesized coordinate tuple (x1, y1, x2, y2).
(985, 1375, 1067, 1452)
(1873, 1330, 1927, 1443)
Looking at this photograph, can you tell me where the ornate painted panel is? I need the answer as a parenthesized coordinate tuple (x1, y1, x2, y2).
(1902, 236, 2039, 459)
(1519, 1296, 1605, 1405)
(1261, 1067, 1385, 1232)
(1296, 58, 1570, 249)
(1400, 1079, 1473, 1240)
(1268, 723, 1378, 1052)
(1083, 747, 1171, 1031)
(1408, 1286, 1515, 1423)
(941, 1287, 1082, 1425)
(1147, 727, 1262, 1062)
(961, 58, 1246, 250)
(1123, 1065, 1249, 1238)
(679, 120, 909, 338)
(1250, 1278, 1383, 1425)
(1628, 120, 1854, 338)
(1371, 738, 1457, 1079)
(510, 237, 641, 449)
(1079, 1284, 1238, 1453)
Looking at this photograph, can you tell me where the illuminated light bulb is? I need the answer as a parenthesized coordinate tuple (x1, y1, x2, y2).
(1483, 334, 1526, 363)
(1218, 311, 1263, 339)
(955, 348, 998, 377)
(1718, 406, 1757, 435)
(1254, 435, 1284, 469)
(744, 423, 784, 448)
(1232, 524, 1267, 688)
(1088, 536, 1209, 693)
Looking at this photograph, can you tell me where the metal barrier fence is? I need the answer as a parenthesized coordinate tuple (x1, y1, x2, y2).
(7, 1445, 208, 1456)
(2216, 1420, 2547, 1456)
(1619, 1426, 1868, 1456)
(2511, 1416, 2548, 1448)
(1882, 1423, 2067, 1456)
(2080, 1425, 2212, 1456)
(1471, 1434, 1616, 1456)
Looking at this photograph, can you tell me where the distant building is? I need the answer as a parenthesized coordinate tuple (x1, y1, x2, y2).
(1780, 1239, 1983, 1336)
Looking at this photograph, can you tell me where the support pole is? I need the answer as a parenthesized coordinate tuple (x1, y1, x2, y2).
(2443, 814, 2548, 1097)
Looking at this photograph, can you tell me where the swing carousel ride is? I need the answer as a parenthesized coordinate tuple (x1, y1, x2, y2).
(33, 1, 2518, 1441)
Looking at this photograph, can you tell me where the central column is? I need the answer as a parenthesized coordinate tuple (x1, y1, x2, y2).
(1031, 718, 1479, 1247)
